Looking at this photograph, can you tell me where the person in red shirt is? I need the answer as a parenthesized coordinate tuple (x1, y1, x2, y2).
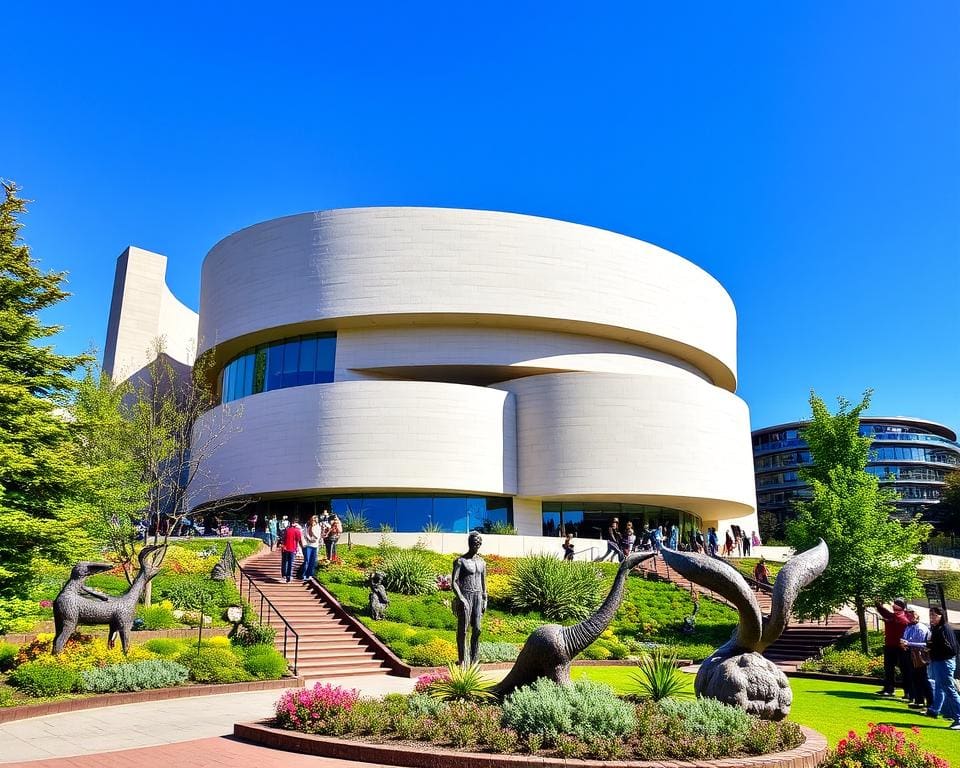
(280, 522, 303, 583)
(875, 597, 911, 698)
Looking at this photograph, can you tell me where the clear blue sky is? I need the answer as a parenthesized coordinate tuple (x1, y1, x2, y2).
(4, 3, 959, 432)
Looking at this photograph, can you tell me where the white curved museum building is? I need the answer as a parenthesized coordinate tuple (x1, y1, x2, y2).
(103, 208, 758, 541)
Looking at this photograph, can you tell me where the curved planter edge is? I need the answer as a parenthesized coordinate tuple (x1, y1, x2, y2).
(0, 676, 302, 724)
(234, 721, 829, 768)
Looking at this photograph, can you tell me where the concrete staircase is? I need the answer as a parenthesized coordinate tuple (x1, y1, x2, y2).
(636, 553, 855, 665)
(240, 549, 391, 679)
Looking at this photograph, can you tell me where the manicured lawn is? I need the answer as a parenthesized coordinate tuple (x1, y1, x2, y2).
(572, 667, 960, 764)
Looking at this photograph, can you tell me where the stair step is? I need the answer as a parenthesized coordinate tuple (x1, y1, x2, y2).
(297, 649, 376, 661)
(293, 657, 385, 670)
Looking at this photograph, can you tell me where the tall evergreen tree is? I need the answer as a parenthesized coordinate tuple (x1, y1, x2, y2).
(787, 390, 930, 653)
(0, 182, 89, 605)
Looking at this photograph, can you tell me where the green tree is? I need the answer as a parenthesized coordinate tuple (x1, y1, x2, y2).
(0, 182, 90, 603)
(70, 363, 150, 582)
(786, 390, 930, 653)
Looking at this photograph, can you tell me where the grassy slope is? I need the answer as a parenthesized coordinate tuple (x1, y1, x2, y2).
(573, 667, 960, 764)
(317, 544, 738, 662)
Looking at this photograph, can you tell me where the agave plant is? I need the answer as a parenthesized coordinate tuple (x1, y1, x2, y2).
(629, 648, 690, 701)
(428, 662, 494, 702)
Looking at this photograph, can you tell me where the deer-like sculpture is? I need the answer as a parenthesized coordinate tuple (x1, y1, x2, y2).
(492, 551, 654, 699)
(660, 539, 828, 720)
(53, 545, 166, 655)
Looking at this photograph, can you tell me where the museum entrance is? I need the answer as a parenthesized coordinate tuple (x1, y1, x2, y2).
(541, 502, 702, 547)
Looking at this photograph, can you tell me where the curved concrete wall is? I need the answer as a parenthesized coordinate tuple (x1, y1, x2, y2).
(198, 208, 738, 390)
(335, 326, 711, 382)
(187, 381, 516, 510)
(493, 372, 757, 521)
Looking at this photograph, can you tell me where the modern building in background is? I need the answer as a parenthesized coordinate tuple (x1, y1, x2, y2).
(104, 207, 758, 540)
(753, 417, 960, 533)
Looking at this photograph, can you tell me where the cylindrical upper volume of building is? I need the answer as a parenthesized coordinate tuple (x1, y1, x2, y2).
(181, 207, 757, 536)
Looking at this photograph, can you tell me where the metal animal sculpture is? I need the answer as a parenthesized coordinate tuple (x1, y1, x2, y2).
(660, 539, 828, 720)
(53, 545, 166, 655)
(492, 551, 653, 699)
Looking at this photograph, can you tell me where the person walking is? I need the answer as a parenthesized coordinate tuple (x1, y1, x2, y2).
(300, 515, 321, 581)
(753, 557, 771, 589)
(326, 513, 342, 560)
(667, 524, 679, 550)
(917, 606, 960, 728)
(561, 532, 575, 561)
(266, 514, 279, 551)
(623, 522, 636, 554)
(751, 530, 762, 548)
(900, 607, 932, 711)
(602, 518, 624, 562)
(707, 527, 719, 557)
(875, 598, 911, 699)
(741, 529, 751, 556)
(279, 520, 302, 583)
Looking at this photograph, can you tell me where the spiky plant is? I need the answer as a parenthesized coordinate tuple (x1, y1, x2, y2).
(428, 662, 494, 702)
(629, 648, 690, 701)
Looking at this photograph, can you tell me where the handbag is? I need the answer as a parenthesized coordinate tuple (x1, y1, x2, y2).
(911, 647, 931, 667)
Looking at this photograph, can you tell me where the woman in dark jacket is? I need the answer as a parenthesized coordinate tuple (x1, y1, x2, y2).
(911, 607, 960, 728)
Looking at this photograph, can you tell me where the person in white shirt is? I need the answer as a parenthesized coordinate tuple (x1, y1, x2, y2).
(300, 515, 321, 581)
(901, 607, 932, 710)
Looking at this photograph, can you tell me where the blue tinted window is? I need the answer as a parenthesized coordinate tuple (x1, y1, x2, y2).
(316, 335, 336, 383)
(298, 337, 317, 386)
(266, 343, 284, 392)
(433, 496, 468, 532)
(361, 496, 397, 531)
(397, 496, 433, 531)
(281, 340, 299, 388)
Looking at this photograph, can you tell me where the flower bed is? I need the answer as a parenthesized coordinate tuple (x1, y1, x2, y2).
(265, 677, 809, 763)
(0, 629, 290, 708)
(821, 723, 948, 768)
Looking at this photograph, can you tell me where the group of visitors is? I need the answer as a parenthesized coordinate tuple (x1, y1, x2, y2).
(877, 598, 960, 730)
(272, 511, 343, 583)
(586, 518, 761, 564)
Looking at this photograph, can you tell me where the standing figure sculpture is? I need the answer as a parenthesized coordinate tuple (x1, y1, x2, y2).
(660, 539, 828, 720)
(368, 571, 390, 620)
(53, 545, 165, 656)
(452, 531, 487, 666)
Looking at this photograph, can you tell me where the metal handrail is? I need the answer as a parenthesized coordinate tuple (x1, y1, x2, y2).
(228, 544, 301, 675)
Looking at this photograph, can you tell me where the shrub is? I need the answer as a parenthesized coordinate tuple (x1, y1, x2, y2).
(275, 683, 360, 731)
(0, 688, 13, 707)
(429, 662, 494, 701)
(0, 597, 43, 634)
(9, 661, 80, 697)
(175, 647, 252, 683)
(142, 638, 187, 657)
(744, 718, 804, 754)
(242, 644, 289, 679)
(405, 692, 446, 717)
(137, 603, 178, 630)
(659, 696, 751, 741)
(382, 550, 437, 595)
(477, 641, 519, 663)
(823, 723, 948, 768)
(0, 642, 18, 672)
(18, 635, 155, 672)
(506, 556, 603, 621)
(629, 648, 689, 701)
(80, 659, 189, 692)
(406, 638, 458, 667)
(798, 648, 882, 677)
(153, 575, 238, 611)
(233, 622, 277, 648)
(502, 678, 635, 745)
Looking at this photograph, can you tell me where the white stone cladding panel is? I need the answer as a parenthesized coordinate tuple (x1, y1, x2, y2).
(335, 327, 709, 382)
(187, 381, 516, 510)
(494, 372, 757, 521)
(104, 246, 198, 380)
(198, 208, 737, 388)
